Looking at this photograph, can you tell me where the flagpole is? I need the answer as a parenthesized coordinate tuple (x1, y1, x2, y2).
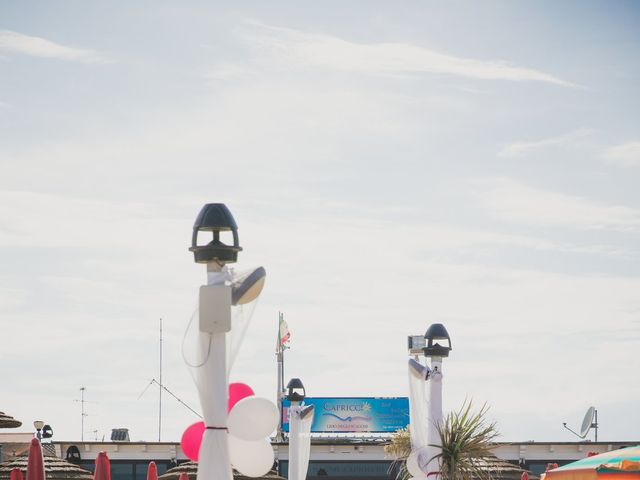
(276, 312, 285, 441)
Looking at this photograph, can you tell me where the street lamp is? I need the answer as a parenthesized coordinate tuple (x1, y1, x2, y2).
(33, 421, 45, 441)
(423, 323, 452, 480)
(286, 378, 306, 403)
(423, 323, 452, 359)
(186, 203, 270, 480)
(33, 421, 53, 442)
(286, 378, 314, 480)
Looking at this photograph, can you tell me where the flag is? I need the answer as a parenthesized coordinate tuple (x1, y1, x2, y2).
(278, 314, 291, 351)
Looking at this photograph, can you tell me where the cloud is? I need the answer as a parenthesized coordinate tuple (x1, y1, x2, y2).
(0, 29, 108, 63)
(475, 177, 640, 231)
(603, 141, 640, 167)
(498, 129, 594, 158)
(242, 21, 575, 86)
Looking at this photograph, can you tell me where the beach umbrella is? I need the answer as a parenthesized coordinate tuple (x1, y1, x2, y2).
(0, 413, 22, 429)
(158, 462, 285, 480)
(544, 446, 640, 480)
(9, 469, 23, 480)
(93, 453, 110, 480)
(0, 452, 92, 480)
(147, 463, 158, 480)
(26, 439, 45, 480)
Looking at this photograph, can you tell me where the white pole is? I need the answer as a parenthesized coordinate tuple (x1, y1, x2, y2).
(276, 313, 284, 441)
(196, 265, 233, 480)
(289, 404, 300, 480)
(426, 357, 443, 479)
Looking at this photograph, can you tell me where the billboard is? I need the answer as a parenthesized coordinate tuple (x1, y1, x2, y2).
(281, 397, 409, 433)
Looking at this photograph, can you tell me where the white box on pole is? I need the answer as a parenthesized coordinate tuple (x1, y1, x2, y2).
(199, 285, 232, 333)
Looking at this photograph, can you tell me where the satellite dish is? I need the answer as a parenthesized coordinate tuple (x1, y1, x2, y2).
(562, 406, 598, 441)
(580, 406, 596, 438)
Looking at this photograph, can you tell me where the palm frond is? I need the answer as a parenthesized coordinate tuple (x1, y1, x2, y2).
(430, 400, 499, 480)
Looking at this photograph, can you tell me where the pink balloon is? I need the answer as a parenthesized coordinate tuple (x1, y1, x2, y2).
(180, 422, 205, 461)
(228, 382, 254, 412)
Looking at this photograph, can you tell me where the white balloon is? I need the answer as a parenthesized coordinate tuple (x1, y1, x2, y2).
(228, 434, 274, 478)
(228, 396, 279, 441)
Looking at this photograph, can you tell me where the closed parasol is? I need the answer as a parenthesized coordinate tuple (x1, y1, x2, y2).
(147, 462, 158, 480)
(93, 453, 110, 480)
(544, 446, 640, 480)
(26, 440, 45, 480)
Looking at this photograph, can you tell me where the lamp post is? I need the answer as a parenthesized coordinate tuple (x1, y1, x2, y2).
(33, 421, 53, 443)
(187, 203, 268, 480)
(33, 421, 44, 441)
(286, 378, 314, 480)
(423, 323, 452, 480)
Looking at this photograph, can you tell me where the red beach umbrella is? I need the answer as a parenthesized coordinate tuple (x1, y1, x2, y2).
(10, 468, 24, 480)
(26, 439, 45, 480)
(146, 462, 158, 480)
(93, 452, 110, 480)
(178, 473, 189, 480)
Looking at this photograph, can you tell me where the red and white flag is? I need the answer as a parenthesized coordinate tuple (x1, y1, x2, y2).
(278, 314, 291, 350)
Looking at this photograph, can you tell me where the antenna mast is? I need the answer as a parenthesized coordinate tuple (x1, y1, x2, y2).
(159, 318, 163, 442)
(80, 387, 86, 441)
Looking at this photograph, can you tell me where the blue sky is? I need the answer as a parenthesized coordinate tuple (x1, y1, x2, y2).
(1, 1, 639, 443)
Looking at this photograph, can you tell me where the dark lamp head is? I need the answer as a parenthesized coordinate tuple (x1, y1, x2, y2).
(423, 323, 452, 358)
(286, 378, 306, 402)
(189, 203, 242, 264)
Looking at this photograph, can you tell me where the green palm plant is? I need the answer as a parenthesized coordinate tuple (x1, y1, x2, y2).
(433, 400, 499, 480)
(385, 401, 499, 480)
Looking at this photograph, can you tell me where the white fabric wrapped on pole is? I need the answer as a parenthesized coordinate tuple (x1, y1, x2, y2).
(426, 358, 444, 479)
(288, 404, 314, 480)
(408, 359, 430, 480)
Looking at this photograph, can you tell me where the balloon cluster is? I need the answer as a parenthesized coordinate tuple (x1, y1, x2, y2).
(181, 382, 279, 478)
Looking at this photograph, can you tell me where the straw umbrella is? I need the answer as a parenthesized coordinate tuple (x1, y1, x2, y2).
(0, 451, 92, 480)
(158, 462, 284, 480)
(0, 413, 22, 429)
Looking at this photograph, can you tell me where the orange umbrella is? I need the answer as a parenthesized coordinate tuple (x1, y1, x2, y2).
(26, 439, 45, 480)
(147, 462, 158, 480)
(544, 446, 640, 480)
(10, 468, 23, 480)
(93, 453, 110, 480)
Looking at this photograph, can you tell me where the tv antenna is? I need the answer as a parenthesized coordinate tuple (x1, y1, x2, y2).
(73, 387, 98, 441)
(138, 378, 202, 419)
(563, 406, 598, 441)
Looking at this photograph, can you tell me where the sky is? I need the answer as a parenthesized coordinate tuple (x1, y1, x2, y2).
(1, 1, 639, 444)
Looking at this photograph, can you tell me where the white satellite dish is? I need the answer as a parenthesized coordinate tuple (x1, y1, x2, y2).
(562, 406, 598, 441)
(579, 406, 596, 438)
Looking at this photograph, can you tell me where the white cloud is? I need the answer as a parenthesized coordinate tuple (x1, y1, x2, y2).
(476, 177, 640, 231)
(243, 21, 575, 86)
(498, 129, 594, 158)
(0, 29, 108, 63)
(603, 141, 640, 167)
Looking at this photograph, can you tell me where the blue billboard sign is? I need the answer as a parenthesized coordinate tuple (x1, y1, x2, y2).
(281, 397, 409, 433)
